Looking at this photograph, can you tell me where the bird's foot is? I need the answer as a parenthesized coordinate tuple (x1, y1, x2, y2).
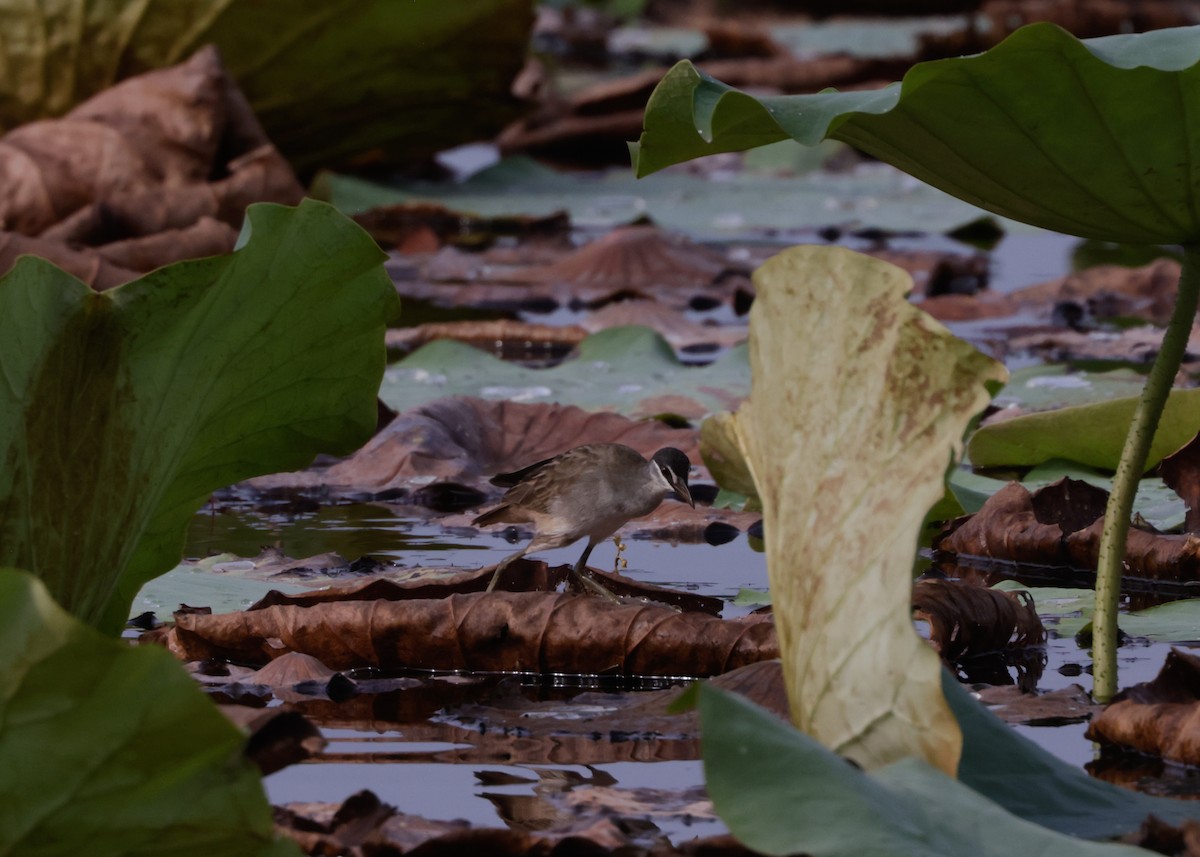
(572, 567, 622, 603)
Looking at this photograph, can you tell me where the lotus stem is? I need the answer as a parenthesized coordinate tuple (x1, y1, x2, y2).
(1092, 244, 1200, 702)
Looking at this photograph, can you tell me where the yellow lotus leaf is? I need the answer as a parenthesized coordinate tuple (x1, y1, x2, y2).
(731, 246, 1007, 775)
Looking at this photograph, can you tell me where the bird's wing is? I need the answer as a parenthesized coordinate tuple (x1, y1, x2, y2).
(489, 454, 560, 488)
(494, 445, 614, 513)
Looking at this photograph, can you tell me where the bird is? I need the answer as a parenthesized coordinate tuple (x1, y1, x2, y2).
(472, 444, 695, 597)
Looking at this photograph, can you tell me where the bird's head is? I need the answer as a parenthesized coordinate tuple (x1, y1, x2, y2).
(651, 447, 694, 508)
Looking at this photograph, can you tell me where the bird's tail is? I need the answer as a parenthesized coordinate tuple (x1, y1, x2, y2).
(472, 505, 511, 527)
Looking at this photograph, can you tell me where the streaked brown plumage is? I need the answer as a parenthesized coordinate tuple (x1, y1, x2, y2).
(473, 443, 694, 596)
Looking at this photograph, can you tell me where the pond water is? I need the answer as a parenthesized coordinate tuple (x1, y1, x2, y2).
(147, 498, 1200, 835)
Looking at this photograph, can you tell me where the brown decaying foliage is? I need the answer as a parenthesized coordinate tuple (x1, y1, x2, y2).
(1088, 649, 1200, 768)
(0, 46, 301, 289)
(168, 590, 777, 676)
(936, 479, 1200, 580)
(247, 396, 702, 494)
(912, 578, 1046, 662)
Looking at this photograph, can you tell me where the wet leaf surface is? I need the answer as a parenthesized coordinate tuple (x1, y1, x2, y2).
(167, 589, 777, 676)
(937, 480, 1200, 582)
(912, 578, 1046, 662)
(1088, 649, 1200, 767)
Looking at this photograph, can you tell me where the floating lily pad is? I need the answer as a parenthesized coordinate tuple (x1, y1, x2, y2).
(990, 365, 1150, 412)
(379, 326, 749, 418)
(316, 154, 1006, 240)
(970, 388, 1200, 470)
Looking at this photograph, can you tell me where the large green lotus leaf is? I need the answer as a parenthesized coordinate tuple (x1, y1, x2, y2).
(0, 0, 531, 171)
(315, 153, 1007, 240)
(728, 246, 1007, 774)
(699, 683, 1148, 856)
(633, 23, 1200, 245)
(380, 325, 749, 418)
(0, 199, 398, 633)
(0, 569, 297, 856)
(968, 388, 1200, 470)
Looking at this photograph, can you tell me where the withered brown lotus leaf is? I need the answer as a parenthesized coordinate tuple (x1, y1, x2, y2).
(937, 479, 1200, 580)
(937, 483, 1068, 568)
(1160, 431, 1200, 533)
(249, 560, 725, 617)
(1011, 258, 1182, 326)
(217, 703, 325, 776)
(975, 684, 1098, 726)
(1087, 648, 1200, 766)
(170, 591, 777, 676)
(912, 578, 1046, 662)
(247, 396, 699, 494)
(508, 225, 732, 294)
(0, 47, 301, 287)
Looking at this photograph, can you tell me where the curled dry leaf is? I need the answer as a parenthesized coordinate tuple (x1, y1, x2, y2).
(247, 395, 700, 494)
(0, 47, 301, 288)
(936, 480, 1200, 581)
(1087, 648, 1200, 767)
(727, 246, 1006, 775)
(218, 703, 325, 776)
(167, 591, 777, 676)
(912, 578, 1046, 663)
(1159, 432, 1200, 533)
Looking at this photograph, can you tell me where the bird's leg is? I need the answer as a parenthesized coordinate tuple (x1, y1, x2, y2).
(486, 547, 528, 593)
(571, 541, 621, 603)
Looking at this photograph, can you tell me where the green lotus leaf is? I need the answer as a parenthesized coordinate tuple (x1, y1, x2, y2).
(0, 568, 297, 856)
(633, 23, 1200, 245)
(727, 246, 1006, 774)
(381, 325, 749, 418)
(700, 682, 1150, 856)
(0, 199, 398, 633)
(0, 0, 532, 171)
(968, 388, 1200, 470)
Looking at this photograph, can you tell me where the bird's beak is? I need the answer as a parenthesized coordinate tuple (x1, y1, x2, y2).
(669, 473, 695, 508)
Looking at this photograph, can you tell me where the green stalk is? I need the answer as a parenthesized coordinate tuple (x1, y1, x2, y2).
(1092, 244, 1200, 702)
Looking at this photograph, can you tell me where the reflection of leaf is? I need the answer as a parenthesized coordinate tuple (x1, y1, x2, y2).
(0, 569, 296, 857)
(969, 389, 1200, 470)
(380, 326, 749, 419)
(945, 673, 1200, 838)
(0, 200, 397, 633)
(699, 683, 1146, 857)
(634, 24, 1200, 245)
(728, 246, 1006, 773)
(0, 1, 532, 172)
